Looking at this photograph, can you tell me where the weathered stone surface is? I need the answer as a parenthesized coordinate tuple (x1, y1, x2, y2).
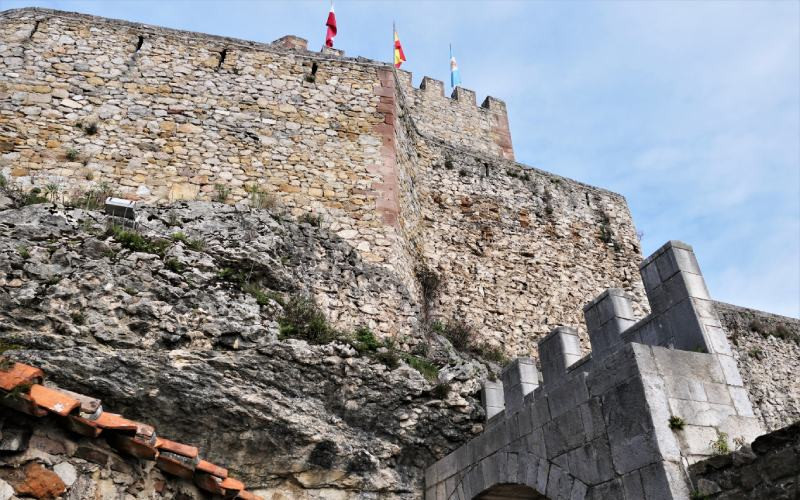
(715, 302, 800, 431)
(0, 203, 485, 497)
(689, 422, 800, 500)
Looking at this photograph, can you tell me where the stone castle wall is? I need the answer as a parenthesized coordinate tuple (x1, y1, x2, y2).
(714, 302, 800, 432)
(0, 7, 645, 355)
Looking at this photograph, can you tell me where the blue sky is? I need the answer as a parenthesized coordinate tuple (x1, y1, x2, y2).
(3, 0, 799, 317)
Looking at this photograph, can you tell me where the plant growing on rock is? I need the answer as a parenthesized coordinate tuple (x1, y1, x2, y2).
(17, 245, 30, 259)
(278, 295, 338, 344)
(710, 431, 730, 455)
(298, 212, 322, 227)
(65, 147, 79, 161)
(214, 183, 230, 203)
(106, 225, 169, 256)
(23, 187, 48, 206)
(415, 265, 441, 304)
(668, 416, 685, 430)
(44, 183, 60, 203)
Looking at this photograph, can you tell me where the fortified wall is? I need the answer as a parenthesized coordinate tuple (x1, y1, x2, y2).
(425, 242, 767, 499)
(0, 7, 644, 356)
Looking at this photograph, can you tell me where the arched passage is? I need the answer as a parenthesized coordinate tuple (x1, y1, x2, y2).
(474, 483, 549, 499)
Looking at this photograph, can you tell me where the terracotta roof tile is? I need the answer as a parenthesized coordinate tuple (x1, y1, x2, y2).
(236, 491, 263, 500)
(220, 477, 244, 491)
(194, 472, 226, 495)
(50, 386, 102, 415)
(156, 453, 195, 480)
(196, 459, 228, 479)
(0, 362, 44, 392)
(1, 392, 48, 417)
(107, 433, 159, 460)
(94, 412, 140, 433)
(155, 437, 199, 458)
(28, 384, 80, 417)
(1, 360, 262, 497)
(64, 415, 103, 438)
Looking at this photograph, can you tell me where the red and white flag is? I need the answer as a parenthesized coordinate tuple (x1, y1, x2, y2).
(325, 3, 337, 47)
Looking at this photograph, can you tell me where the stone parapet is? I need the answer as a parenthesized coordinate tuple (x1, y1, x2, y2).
(425, 241, 764, 500)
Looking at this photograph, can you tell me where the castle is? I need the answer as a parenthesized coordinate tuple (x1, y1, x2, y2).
(0, 7, 797, 500)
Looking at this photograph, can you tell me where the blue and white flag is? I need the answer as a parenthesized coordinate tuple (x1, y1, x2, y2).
(450, 44, 461, 89)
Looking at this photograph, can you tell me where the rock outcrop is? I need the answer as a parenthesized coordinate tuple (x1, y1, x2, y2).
(0, 201, 487, 498)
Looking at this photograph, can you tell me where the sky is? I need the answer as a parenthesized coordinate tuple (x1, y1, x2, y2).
(3, 0, 799, 317)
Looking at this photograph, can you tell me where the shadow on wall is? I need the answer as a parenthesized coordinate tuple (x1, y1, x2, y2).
(474, 483, 547, 499)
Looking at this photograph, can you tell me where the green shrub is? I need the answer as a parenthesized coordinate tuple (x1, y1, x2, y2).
(242, 283, 283, 307)
(107, 225, 169, 256)
(23, 187, 48, 206)
(71, 182, 114, 210)
(164, 258, 186, 274)
(431, 382, 451, 400)
(472, 342, 509, 365)
(668, 416, 685, 430)
(65, 148, 79, 161)
(17, 245, 30, 259)
(172, 232, 205, 251)
(710, 431, 730, 455)
(0, 173, 7, 188)
(437, 319, 473, 351)
(279, 296, 337, 344)
(375, 350, 400, 369)
(748, 347, 764, 360)
(352, 327, 380, 353)
(405, 355, 439, 381)
(214, 183, 230, 203)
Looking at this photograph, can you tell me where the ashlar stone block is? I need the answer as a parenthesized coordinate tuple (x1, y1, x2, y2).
(539, 327, 582, 387)
(501, 357, 539, 415)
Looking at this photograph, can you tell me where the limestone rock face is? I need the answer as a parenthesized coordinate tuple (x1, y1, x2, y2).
(0, 202, 486, 498)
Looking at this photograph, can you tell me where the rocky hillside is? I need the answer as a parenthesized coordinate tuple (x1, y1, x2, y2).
(0, 196, 489, 498)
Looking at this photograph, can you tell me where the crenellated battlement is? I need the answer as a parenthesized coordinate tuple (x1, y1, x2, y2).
(428, 241, 764, 499)
(394, 69, 514, 160)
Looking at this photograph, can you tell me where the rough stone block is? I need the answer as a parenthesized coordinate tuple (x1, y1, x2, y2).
(543, 406, 585, 458)
(536, 459, 550, 494)
(621, 470, 645, 499)
(501, 357, 539, 415)
(602, 376, 662, 474)
(481, 380, 505, 421)
(668, 398, 735, 427)
(546, 464, 574, 500)
(728, 386, 755, 418)
(716, 355, 743, 387)
(566, 437, 615, 485)
(588, 478, 624, 500)
(651, 347, 725, 385)
(704, 383, 733, 405)
(539, 327, 582, 386)
(547, 372, 589, 420)
(664, 376, 707, 402)
(576, 400, 601, 443)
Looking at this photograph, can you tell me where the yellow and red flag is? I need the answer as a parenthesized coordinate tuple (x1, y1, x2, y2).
(393, 26, 406, 68)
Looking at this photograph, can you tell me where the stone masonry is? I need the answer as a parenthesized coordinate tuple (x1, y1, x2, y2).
(0, 7, 644, 357)
(688, 421, 799, 499)
(424, 241, 764, 499)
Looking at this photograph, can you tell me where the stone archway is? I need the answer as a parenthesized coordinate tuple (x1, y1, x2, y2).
(474, 483, 549, 499)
